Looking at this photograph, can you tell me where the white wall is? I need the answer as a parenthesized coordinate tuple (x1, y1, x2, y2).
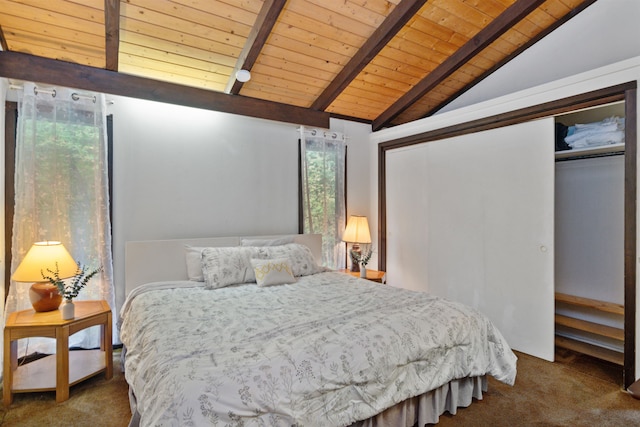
(109, 97, 371, 314)
(555, 156, 625, 306)
(440, 0, 640, 114)
(331, 118, 372, 217)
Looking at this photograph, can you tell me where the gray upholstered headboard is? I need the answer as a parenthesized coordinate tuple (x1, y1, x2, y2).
(124, 234, 322, 296)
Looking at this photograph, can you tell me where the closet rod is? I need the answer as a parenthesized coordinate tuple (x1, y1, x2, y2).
(555, 150, 624, 162)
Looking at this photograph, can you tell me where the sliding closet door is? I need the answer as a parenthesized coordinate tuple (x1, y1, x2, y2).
(386, 118, 555, 361)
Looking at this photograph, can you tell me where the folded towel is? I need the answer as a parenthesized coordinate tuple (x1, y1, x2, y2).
(565, 116, 625, 149)
(567, 130, 625, 148)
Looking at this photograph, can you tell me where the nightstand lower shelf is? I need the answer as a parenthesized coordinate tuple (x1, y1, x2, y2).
(12, 350, 108, 393)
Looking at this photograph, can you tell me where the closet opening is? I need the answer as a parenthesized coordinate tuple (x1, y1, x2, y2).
(554, 102, 626, 372)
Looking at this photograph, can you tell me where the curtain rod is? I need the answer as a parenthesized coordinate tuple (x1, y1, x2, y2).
(8, 84, 113, 104)
(298, 126, 347, 141)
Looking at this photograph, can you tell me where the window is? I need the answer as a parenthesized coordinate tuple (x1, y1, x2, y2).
(299, 129, 346, 269)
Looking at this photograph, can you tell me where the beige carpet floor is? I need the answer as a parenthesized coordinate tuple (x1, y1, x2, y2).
(1, 347, 638, 426)
(0, 348, 130, 427)
(433, 348, 639, 426)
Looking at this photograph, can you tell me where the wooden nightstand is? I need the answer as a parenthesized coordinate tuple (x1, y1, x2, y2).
(339, 269, 386, 283)
(3, 300, 113, 406)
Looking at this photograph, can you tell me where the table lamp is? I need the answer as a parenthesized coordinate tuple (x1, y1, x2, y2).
(11, 241, 78, 312)
(342, 215, 371, 272)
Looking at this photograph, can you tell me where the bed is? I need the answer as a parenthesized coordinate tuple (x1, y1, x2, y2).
(119, 234, 517, 426)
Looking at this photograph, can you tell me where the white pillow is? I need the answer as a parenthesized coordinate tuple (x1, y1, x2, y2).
(256, 243, 321, 277)
(201, 246, 259, 289)
(251, 258, 296, 287)
(240, 237, 294, 247)
(184, 246, 206, 281)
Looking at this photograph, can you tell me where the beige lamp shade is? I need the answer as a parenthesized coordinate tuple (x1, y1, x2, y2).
(342, 215, 372, 244)
(12, 241, 78, 282)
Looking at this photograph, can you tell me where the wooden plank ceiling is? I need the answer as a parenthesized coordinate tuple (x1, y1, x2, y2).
(0, 0, 596, 130)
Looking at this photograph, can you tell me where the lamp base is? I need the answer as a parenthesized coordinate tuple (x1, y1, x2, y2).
(29, 282, 63, 312)
(350, 245, 361, 273)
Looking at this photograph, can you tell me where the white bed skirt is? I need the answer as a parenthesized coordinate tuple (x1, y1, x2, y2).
(351, 376, 487, 426)
(127, 376, 487, 427)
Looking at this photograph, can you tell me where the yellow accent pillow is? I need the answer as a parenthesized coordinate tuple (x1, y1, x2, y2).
(251, 258, 296, 287)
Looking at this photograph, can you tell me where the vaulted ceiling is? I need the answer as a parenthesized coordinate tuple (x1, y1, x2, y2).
(0, 0, 596, 130)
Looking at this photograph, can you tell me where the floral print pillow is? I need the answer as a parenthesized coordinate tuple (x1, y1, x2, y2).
(201, 246, 259, 289)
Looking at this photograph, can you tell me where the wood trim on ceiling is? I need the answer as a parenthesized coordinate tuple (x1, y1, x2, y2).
(226, 0, 287, 94)
(0, 25, 8, 52)
(104, 0, 121, 71)
(310, 0, 429, 111)
(0, 51, 330, 128)
(372, 0, 547, 131)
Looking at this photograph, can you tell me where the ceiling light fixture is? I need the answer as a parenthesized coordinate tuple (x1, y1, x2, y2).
(236, 69, 251, 83)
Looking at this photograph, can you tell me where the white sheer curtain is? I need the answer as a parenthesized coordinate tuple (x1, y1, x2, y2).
(6, 82, 115, 354)
(300, 127, 347, 269)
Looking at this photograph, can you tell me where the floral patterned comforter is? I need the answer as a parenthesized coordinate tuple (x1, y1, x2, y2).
(119, 272, 517, 427)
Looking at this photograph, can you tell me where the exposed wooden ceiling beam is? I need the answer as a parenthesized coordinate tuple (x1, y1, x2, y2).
(0, 51, 330, 128)
(0, 25, 8, 52)
(372, 0, 547, 131)
(420, 0, 598, 119)
(104, 0, 120, 71)
(226, 0, 287, 94)
(310, 0, 428, 111)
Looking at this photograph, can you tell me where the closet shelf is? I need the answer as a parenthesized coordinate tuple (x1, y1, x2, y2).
(555, 142, 624, 159)
(555, 314, 624, 341)
(555, 292, 624, 315)
(555, 336, 623, 366)
(554, 292, 624, 365)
